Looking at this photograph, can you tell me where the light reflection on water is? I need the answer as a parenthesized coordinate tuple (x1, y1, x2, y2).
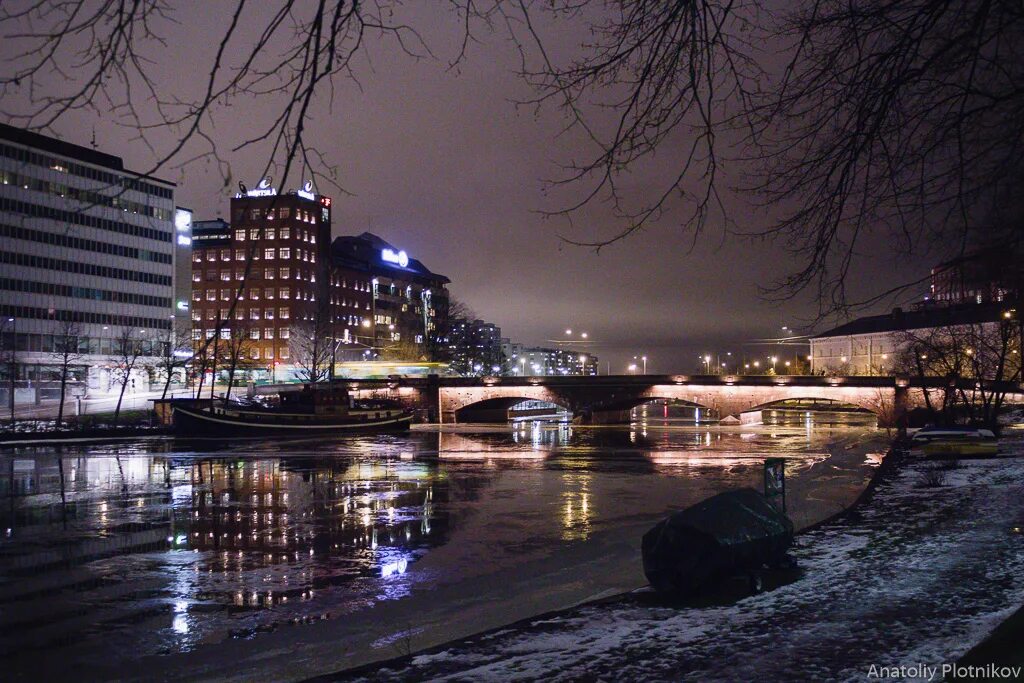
(0, 417, 883, 670)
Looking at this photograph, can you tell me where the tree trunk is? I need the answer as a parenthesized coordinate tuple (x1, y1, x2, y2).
(223, 361, 237, 407)
(113, 372, 130, 426)
(162, 367, 173, 400)
(56, 367, 68, 427)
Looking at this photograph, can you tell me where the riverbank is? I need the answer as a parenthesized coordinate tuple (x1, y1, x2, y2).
(326, 437, 1024, 681)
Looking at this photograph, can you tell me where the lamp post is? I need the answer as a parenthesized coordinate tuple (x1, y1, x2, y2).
(628, 363, 637, 374)
(770, 356, 778, 373)
(7, 317, 15, 424)
(641, 355, 647, 374)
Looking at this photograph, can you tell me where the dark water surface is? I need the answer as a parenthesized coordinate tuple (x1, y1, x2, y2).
(0, 417, 886, 680)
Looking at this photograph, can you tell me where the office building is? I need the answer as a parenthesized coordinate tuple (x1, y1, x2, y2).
(0, 123, 176, 403)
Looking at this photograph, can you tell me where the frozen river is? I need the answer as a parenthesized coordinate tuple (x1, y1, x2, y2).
(0, 415, 887, 681)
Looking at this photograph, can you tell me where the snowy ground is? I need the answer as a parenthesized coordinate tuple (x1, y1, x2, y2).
(340, 435, 1024, 682)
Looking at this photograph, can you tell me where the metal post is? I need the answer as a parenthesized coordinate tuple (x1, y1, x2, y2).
(8, 317, 15, 424)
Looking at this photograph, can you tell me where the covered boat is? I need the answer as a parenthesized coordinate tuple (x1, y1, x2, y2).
(912, 425, 999, 458)
(641, 488, 794, 596)
(170, 384, 412, 436)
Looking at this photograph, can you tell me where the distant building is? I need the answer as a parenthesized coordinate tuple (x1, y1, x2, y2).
(0, 122, 176, 401)
(810, 303, 1011, 375)
(446, 318, 504, 375)
(331, 232, 450, 361)
(511, 345, 598, 376)
(930, 247, 1022, 305)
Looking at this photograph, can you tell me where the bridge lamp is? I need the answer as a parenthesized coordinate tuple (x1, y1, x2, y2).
(581, 332, 588, 339)
(565, 329, 572, 335)
(753, 361, 760, 368)
(628, 363, 637, 374)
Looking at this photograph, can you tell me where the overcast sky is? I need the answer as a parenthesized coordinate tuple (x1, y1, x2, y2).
(2, 3, 934, 373)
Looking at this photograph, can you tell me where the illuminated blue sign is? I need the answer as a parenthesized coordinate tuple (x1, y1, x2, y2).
(382, 248, 409, 268)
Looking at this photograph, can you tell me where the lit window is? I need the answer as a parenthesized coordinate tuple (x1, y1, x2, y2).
(264, 268, 275, 279)
(192, 329, 202, 340)
(249, 290, 259, 300)
(264, 288, 275, 300)
(266, 211, 275, 221)
(193, 253, 202, 263)
(264, 328, 275, 340)
(279, 267, 290, 279)
(235, 249, 246, 261)
(266, 228, 276, 240)
(221, 249, 231, 261)
(220, 289, 232, 301)
(279, 288, 290, 299)
(235, 309, 244, 321)
(235, 270, 245, 280)
(220, 329, 231, 340)
(280, 248, 291, 259)
(192, 272, 201, 282)
(279, 328, 290, 339)
(279, 308, 290, 319)
(250, 229, 260, 240)
(205, 290, 215, 301)
(264, 248, 276, 260)
(280, 349, 289, 359)
(192, 311, 201, 322)
(220, 271, 231, 281)
(280, 226, 291, 238)
(250, 329, 261, 340)
(252, 348, 261, 360)
(250, 208, 261, 219)
(235, 230, 246, 241)
(265, 309, 274, 320)
(250, 309, 260, 320)
(280, 208, 290, 219)
(206, 252, 216, 262)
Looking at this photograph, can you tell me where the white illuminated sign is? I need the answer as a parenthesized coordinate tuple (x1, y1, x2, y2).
(174, 208, 192, 232)
(382, 248, 409, 268)
(297, 180, 315, 201)
(176, 301, 189, 311)
(245, 176, 277, 197)
(177, 235, 192, 246)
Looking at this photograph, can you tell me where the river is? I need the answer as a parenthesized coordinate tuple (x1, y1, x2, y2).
(0, 412, 887, 681)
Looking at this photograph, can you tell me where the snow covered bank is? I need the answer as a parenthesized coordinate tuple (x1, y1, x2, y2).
(344, 443, 1024, 682)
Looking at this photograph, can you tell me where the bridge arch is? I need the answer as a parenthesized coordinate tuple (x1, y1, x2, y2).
(440, 385, 573, 423)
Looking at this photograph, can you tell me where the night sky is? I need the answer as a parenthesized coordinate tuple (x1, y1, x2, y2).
(1, 3, 934, 373)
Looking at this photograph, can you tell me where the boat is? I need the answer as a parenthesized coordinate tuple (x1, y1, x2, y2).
(910, 426, 997, 443)
(169, 384, 413, 436)
(912, 425, 998, 458)
(920, 439, 999, 458)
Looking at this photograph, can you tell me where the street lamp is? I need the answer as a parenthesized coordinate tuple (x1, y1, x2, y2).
(565, 328, 572, 335)
(6, 317, 14, 424)
(770, 356, 778, 373)
(628, 363, 637, 374)
(641, 355, 647, 374)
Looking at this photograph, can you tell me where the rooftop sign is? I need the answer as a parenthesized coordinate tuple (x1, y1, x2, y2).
(381, 248, 409, 268)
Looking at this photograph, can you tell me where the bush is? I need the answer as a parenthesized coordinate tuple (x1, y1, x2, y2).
(919, 466, 947, 488)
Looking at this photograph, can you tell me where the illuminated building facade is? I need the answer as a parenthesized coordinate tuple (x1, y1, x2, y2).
(0, 122, 176, 401)
(331, 232, 450, 362)
(190, 187, 334, 378)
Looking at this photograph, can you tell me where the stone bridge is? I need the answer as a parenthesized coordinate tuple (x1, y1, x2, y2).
(253, 374, 1024, 425)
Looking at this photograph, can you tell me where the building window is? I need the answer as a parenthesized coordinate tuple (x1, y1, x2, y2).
(266, 210, 275, 221)
(192, 272, 200, 282)
(264, 328, 274, 340)
(252, 348, 261, 360)
(235, 249, 246, 261)
(280, 248, 291, 259)
(220, 289, 232, 301)
(264, 248, 276, 260)
(235, 229, 246, 241)
(265, 309, 274, 320)
(264, 268, 275, 279)
(220, 249, 231, 261)
(206, 252, 216, 262)
(193, 253, 202, 263)
(250, 309, 260, 320)
(279, 267, 290, 279)
(264, 288, 275, 300)
(279, 288, 290, 299)
(205, 290, 215, 301)
(250, 208, 261, 219)
(249, 290, 259, 300)
(280, 349, 289, 359)
(235, 309, 244, 320)
(279, 328, 290, 339)
(279, 308, 289, 319)
(280, 225, 291, 237)
(250, 329, 260, 340)
(220, 271, 231, 281)
(220, 329, 231, 340)
(192, 329, 202, 340)
(266, 228, 276, 239)
(250, 229, 260, 240)
(235, 270, 245, 280)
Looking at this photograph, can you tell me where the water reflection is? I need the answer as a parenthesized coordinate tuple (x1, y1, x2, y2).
(0, 417, 883, 673)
